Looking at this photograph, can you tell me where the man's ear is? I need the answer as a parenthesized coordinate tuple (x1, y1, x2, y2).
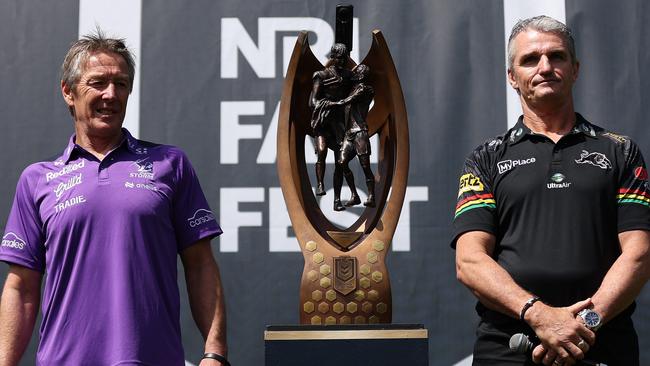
(507, 68, 519, 92)
(61, 81, 74, 107)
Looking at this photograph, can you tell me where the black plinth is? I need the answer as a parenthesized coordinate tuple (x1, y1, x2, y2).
(264, 324, 429, 366)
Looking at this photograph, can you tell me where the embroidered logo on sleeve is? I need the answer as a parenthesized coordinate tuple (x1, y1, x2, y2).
(187, 209, 216, 228)
(458, 173, 484, 197)
(574, 150, 612, 170)
(1, 232, 26, 250)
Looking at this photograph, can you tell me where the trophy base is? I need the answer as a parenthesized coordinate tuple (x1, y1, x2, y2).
(264, 324, 429, 366)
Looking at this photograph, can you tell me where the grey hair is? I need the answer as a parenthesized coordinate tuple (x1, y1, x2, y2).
(507, 15, 577, 69)
(61, 28, 135, 92)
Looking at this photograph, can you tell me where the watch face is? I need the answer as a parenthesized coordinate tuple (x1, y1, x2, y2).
(583, 310, 601, 328)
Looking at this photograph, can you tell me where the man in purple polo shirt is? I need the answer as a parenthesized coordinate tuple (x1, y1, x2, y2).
(0, 32, 229, 365)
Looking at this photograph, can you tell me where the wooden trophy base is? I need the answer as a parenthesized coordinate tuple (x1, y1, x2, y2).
(264, 324, 429, 366)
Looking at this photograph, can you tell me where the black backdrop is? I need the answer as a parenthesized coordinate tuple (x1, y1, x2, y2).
(1, 1, 649, 365)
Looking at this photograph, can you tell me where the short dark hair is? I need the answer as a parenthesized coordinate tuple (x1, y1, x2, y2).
(61, 28, 135, 92)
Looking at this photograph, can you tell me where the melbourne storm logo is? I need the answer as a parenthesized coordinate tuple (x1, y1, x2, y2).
(130, 158, 155, 179)
(575, 150, 612, 170)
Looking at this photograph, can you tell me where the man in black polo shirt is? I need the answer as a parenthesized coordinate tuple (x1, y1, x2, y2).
(453, 16, 650, 366)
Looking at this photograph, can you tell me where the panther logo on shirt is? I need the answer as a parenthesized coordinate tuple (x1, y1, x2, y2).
(575, 150, 612, 170)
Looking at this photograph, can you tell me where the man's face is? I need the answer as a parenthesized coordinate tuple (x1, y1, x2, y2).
(62, 51, 131, 136)
(331, 52, 347, 68)
(507, 30, 579, 106)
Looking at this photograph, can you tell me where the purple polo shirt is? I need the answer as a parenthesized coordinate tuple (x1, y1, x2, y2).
(1, 129, 222, 365)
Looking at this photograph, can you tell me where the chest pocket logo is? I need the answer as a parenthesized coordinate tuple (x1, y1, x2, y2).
(575, 150, 612, 170)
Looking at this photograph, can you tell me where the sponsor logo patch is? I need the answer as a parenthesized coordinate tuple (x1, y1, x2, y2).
(130, 158, 154, 179)
(497, 157, 536, 174)
(458, 173, 484, 197)
(187, 209, 216, 228)
(124, 181, 158, 191)
(575, 150, 612, 170)
(603, 132, 627, 144)
(634, 167, 648, 181)
(1, 232, 26, 250)
(54, 195, 86, 213)
(53, 173, 82, 201)
(548, 173, 571, 189)
(46, 160, 85, 182)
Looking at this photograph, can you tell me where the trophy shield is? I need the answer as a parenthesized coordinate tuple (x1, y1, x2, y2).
(277, 25, 409, 325)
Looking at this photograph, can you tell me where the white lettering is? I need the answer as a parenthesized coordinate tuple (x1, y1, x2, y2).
(1, 233, 26, 250)
(46, 160, 85, 182)
(54, 195, 86, 213)
(547, 182, 572, 189)
(220, 17, 359, 79)
(393, 186, 429, 252)
(497, 157, 536, 174)
(268, 187, 299, 252)
(220, 101, 264, 164)
(219, 188, 264, 252)
(54, 173, 83, 200)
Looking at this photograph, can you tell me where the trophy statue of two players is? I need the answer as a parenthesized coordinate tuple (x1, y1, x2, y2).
(277, 4, 409, 325)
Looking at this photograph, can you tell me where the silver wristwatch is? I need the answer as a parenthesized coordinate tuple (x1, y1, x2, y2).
(578, 309, 602, 331)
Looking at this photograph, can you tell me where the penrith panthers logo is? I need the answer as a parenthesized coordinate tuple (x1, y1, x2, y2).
(575, 150, 612, 170)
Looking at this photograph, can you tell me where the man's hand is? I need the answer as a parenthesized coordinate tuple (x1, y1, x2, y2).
(527, 299, 595, 365)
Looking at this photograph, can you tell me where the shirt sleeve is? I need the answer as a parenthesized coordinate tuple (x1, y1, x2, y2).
(0, 166, 46, 271)
(617, 139, 650, 232)
(451, 146, 498, 248)
(170, 150, 223, 252)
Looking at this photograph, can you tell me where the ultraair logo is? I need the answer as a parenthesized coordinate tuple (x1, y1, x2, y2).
(575, 150, 612, 170)
(497, 157, 536, 174)
(547, 173, 571, 189)
(130, 158, 154, 179)
(1, 232, 26, 250)
(187, 209, 216, 228)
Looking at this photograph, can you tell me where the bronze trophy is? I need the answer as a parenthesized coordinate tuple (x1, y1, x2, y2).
(277, 5, 409, 325)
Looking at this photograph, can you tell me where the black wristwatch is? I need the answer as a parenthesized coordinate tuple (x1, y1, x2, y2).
(202, 352, 231, 366)
(577, 309, 602, 331)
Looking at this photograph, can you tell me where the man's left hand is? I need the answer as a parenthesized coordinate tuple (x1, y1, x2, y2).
(527, 299, 595, 365)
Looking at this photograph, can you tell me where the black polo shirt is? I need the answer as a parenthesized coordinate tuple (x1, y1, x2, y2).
(453, 113, 650, 309)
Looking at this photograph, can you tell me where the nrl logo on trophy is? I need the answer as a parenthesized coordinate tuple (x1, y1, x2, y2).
(277, 4, 409, 325)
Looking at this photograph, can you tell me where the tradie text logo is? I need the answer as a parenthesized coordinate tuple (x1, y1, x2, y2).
(497, 157, 536, 174)
(2, 232, 26, 250)
(575, 150, 612, 170)
(46, 160, 85, 182)
(187, 209, 216, 228)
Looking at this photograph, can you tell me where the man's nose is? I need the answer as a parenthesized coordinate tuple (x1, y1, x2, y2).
(538, 55, 553, 73)
(102, 83, 117, 99)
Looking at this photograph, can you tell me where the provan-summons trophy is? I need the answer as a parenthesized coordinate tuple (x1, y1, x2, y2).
(277, 4, 409, 325)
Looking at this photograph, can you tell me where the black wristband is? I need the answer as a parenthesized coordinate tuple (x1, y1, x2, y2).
(202, 352, 231, 366)
(520, 296, 541, 321)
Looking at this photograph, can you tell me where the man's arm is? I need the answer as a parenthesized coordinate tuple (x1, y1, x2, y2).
(180, 239, 228, 365)
(0, 265, 42, 366)
(456, 231, 594, 364)
(591, 230, 650, 323)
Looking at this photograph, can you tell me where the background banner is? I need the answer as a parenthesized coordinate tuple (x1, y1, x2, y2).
(1, 1, 649, 365)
